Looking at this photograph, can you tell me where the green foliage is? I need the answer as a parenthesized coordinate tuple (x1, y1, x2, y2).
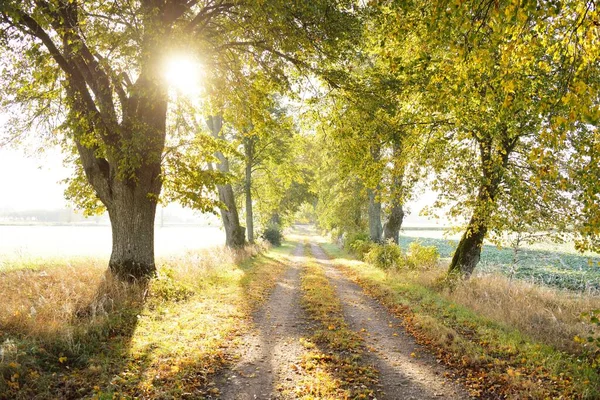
(343, 231, 369, 249)
(364, 240, 404, 270)
(345, 232, 379, 261)
(358, 239, 439, 271)
(261, 224, 283, 247)
(349, 240, 374, 261)
(407, 241, 440, 269)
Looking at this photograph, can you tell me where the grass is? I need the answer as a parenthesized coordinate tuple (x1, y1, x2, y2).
(0, 241, 295, 399)
(293, 244, 378, 399)
(319, 239, 600, 399)
(398, 233, 600, 293)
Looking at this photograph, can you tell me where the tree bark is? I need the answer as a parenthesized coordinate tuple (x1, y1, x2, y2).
(448, 135, 516, 277)
(447, 212, 488, 278)
(368, 189, 383, 243)
(207, 115, 246, 248)
(218, 184, 246, 248)
(270, 213, 281, 227)
(383, 145, 405, 244)
(244, 137, 255, 243)
(383, 203, 404, 244)
(107, 179, 158, 280)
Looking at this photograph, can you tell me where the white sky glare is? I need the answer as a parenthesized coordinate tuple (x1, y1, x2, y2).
(0, 146, 70, 210)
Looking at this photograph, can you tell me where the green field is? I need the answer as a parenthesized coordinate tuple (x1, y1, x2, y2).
(399, 231, 600, 293)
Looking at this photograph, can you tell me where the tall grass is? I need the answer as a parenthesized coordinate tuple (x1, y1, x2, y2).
(403, 269, 600, 355)
(0, 242, 286, 399)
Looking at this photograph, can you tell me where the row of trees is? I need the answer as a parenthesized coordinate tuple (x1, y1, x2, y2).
(313, 0, 600, 277)
(0, 0, 598, 281)
(0, 0, 353, 279)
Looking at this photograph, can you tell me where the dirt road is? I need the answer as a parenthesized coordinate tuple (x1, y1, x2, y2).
(212, 241, 468, 399)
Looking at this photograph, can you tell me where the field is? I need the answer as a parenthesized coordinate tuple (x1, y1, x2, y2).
(2, 224, 599, 293)
(0, 225, 225, 270)
(400, 229, 600, 293)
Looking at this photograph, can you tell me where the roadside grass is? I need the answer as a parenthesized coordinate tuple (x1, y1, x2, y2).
(320, 241, 600, 399)
(399, 233, 600, 293)
(295, 244, 378, 399)
(0, 242, 293, 399)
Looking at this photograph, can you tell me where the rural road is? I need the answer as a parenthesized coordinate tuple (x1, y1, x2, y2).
(211, 241, 467, 399)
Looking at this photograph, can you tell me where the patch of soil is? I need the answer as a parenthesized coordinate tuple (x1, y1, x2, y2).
(211, 244, 308, 399)
(310, 243, 469, 400)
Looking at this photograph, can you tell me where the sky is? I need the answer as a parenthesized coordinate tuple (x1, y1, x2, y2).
(0, 146, 71, 211)
(0, 144, 446, 226)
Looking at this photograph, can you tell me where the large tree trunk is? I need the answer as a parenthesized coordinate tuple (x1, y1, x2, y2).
(448, 212, 488, 278)
(368, 189, 383, 243)
(448, 136, 516, 277)
(383, 203, 404, 244)
(245, 164, 254, 243)
(383, 146, 405, 244)
(72, 75, 166, 282)
(207, 115, 246, 248)
(218, 184, 246, 248)
(107, 180, 158, 280)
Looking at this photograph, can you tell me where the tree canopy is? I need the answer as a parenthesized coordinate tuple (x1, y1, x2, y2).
(1, 0, 599, 279)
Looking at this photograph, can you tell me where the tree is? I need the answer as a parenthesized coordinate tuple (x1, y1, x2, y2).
(0, 0, 361, 278)
(207, 114, 246, 248)
(358, 0, 600, 278)
(239, 101, 298, 241)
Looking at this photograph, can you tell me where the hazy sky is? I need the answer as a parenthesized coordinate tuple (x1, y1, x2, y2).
(0, 146, 71, 210)
(0, 141, 444, 225)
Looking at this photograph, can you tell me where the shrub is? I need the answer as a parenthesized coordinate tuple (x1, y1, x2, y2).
(578, 309, 600, 368)
(261, 224, 283, 246)
(350, 239, 375, 260)
(344, 231, 370, 251)
(407, 241, 440, 269)
(365, 241, 404, 270)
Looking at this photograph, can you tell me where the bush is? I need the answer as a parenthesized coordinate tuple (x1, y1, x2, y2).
(261, 225, 283, 246)
(365, 241, 404, 270)
(350, 239, 375, 260)
(344, 231, 370, 251)
(407, 241, 440, 269)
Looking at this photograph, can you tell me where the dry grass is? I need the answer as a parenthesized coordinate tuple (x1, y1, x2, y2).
(0, 241, 291, 399)
(392, 269, 600, 355)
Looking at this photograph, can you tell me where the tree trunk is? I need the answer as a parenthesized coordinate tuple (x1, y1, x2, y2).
(245, 166, 254, 243)
(270, 213, 281, 227)
(368, 189, 383, 243)
(218, 184, 246, 248)
(72, 78, 166, 282)
(244, 137, 255, 243)
(107, 180, 158, 280)
(207, 115, 246, 248)
(383, 140, 405, 244)
(447, 136, 515, 277)
(447, 216, 488, 278)
(383, 203, 404, 244)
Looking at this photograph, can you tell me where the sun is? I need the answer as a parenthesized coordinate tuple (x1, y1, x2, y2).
(163, 55, 202, 97)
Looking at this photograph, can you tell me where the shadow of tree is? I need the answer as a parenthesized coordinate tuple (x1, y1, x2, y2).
(0, 273, 146, 400)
